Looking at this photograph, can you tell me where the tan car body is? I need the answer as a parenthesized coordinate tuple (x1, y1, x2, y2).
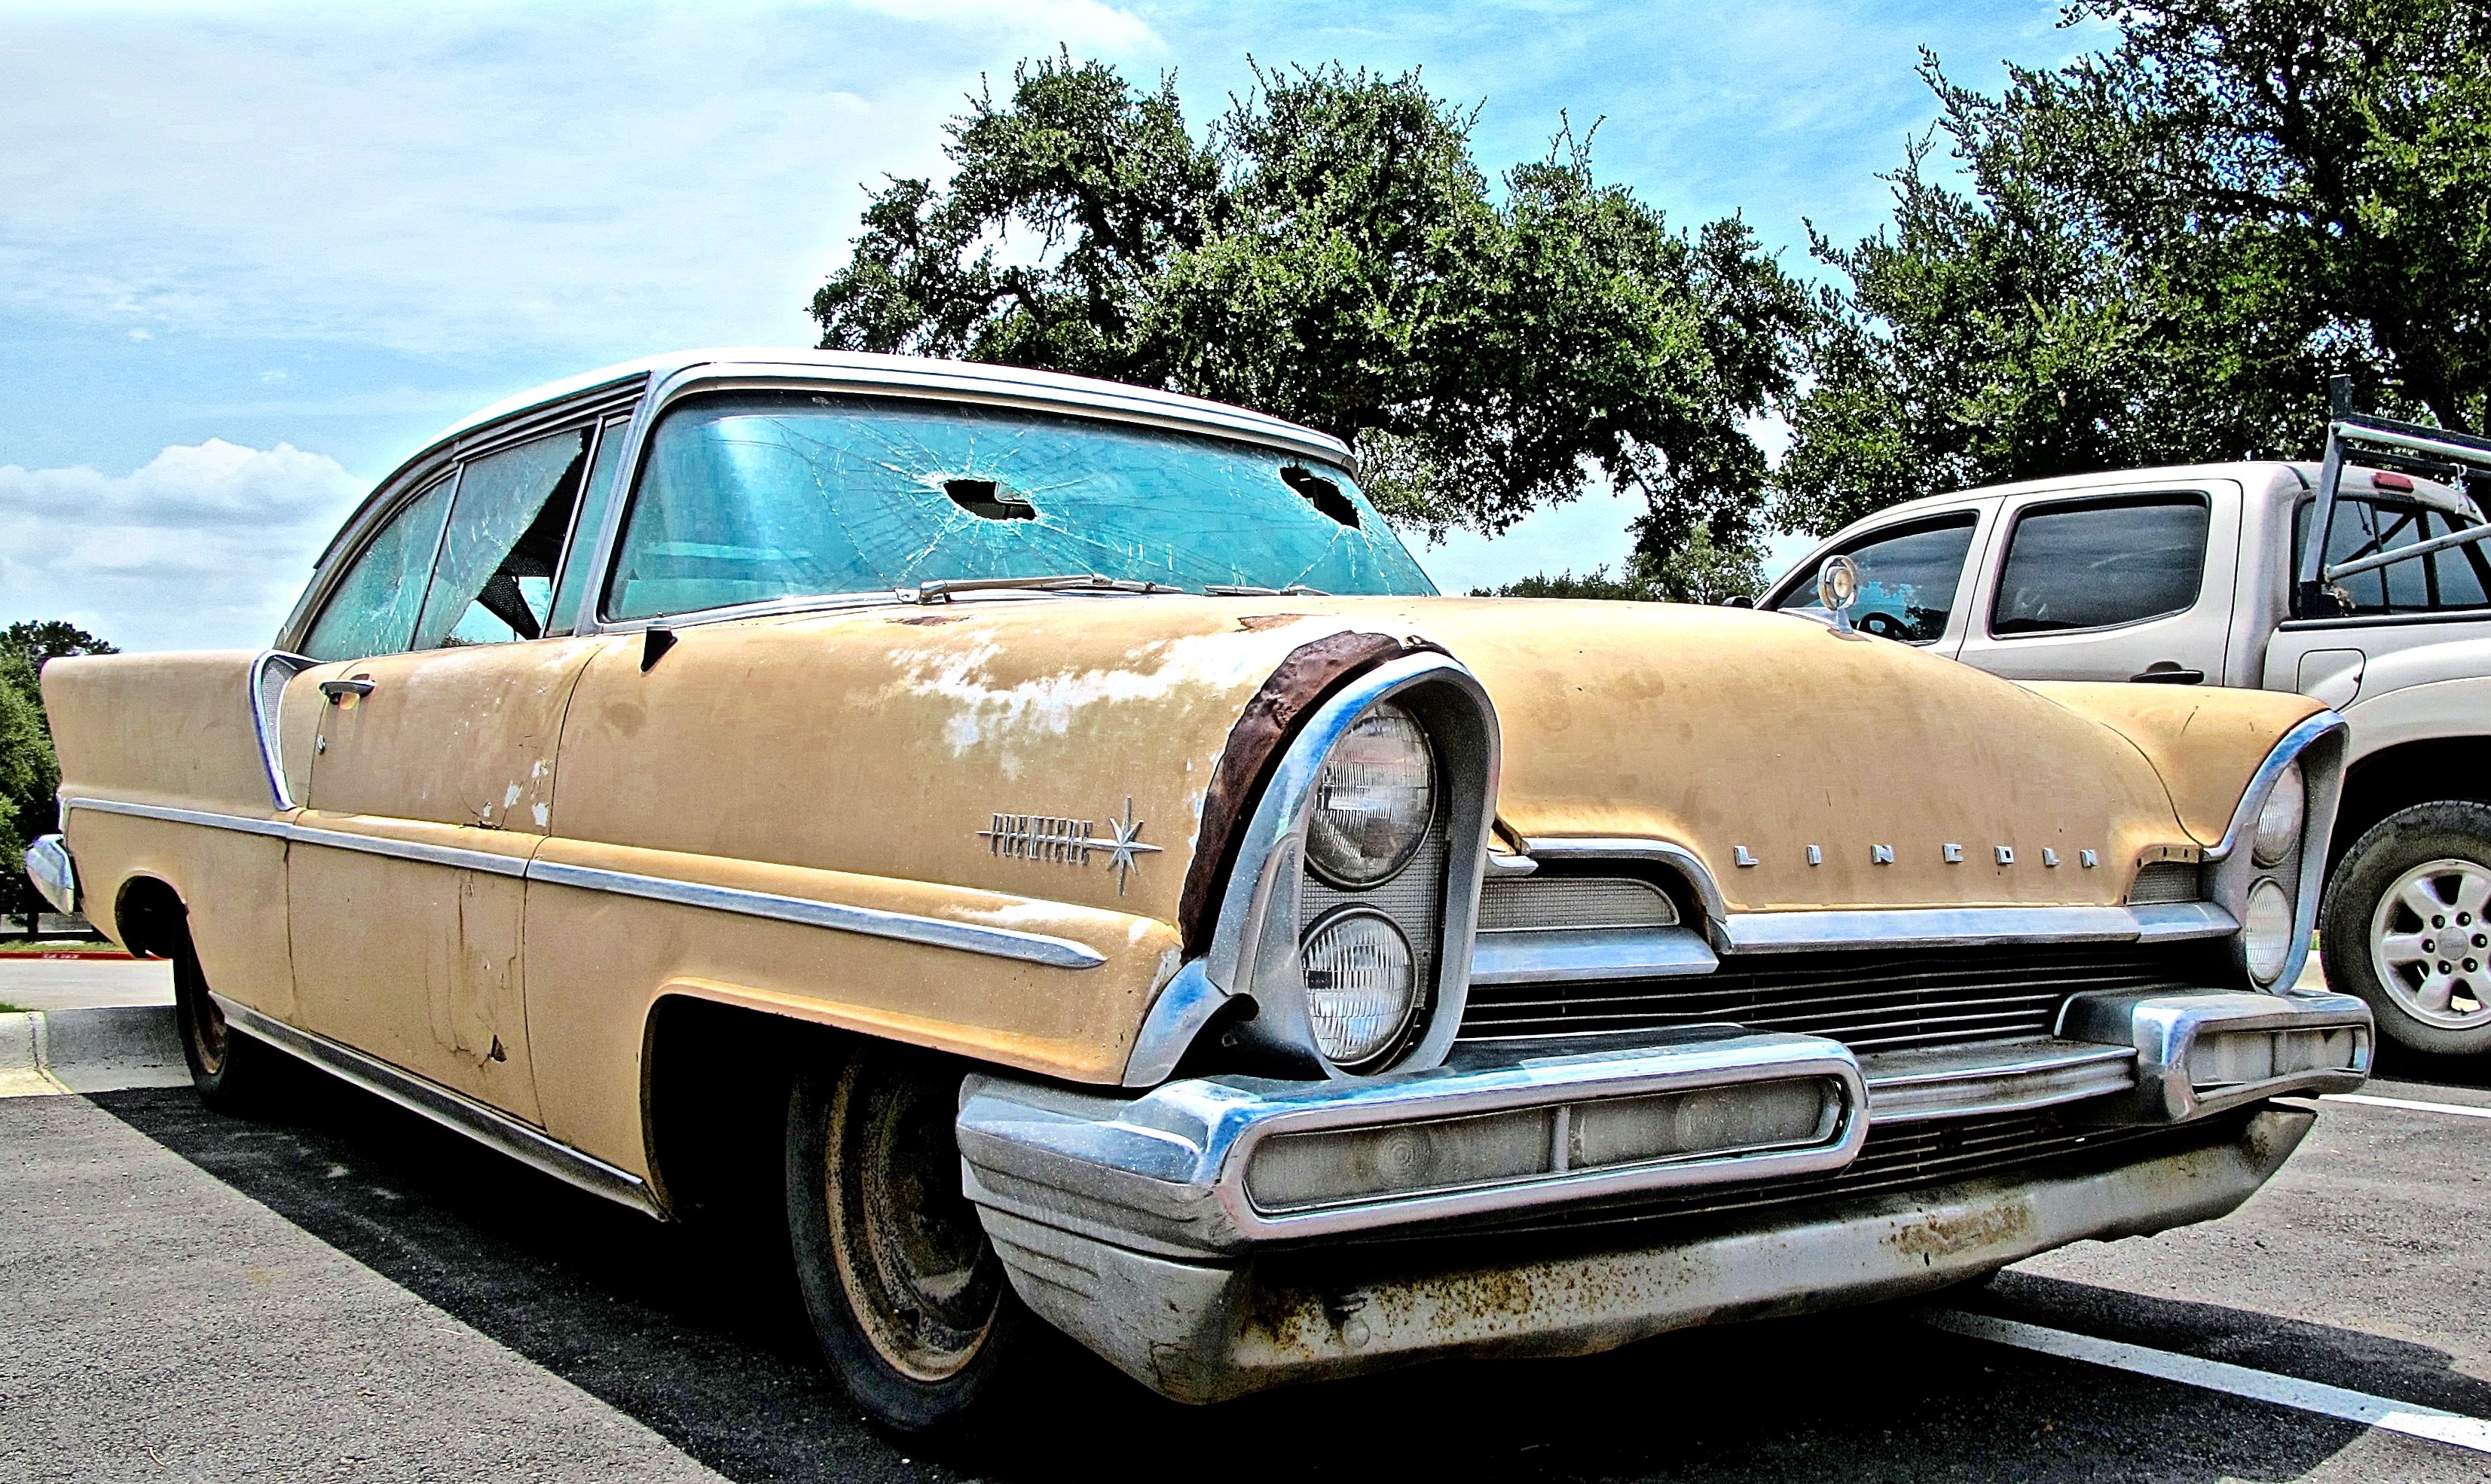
(30, 350, 2373, 1403)
(50, 598, 2316, 1177)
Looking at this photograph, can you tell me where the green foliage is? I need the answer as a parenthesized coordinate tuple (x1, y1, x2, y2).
(1469, 525, 1762, 606)
(814, 53, 1811, 575)
(0, 621, 113, 927)
(1779, 0, 2491, 536)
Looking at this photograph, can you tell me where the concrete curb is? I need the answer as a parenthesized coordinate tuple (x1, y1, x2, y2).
(0, 1004, 190, 1097)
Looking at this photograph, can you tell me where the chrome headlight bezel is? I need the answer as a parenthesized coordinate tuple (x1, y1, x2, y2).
(2204, 715, 2347, 995)
(1198, 653, 1501, 1082)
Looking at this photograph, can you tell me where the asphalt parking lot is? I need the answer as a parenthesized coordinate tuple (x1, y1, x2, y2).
(5, 977, 2489, 1482)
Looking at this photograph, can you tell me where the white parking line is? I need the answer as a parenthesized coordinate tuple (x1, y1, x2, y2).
(2322, 1092, 2491, 1119)
(1927, 1311, 2491, 1455)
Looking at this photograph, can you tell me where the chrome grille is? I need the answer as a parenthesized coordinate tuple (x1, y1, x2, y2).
(2127, 860, 2204, 905)
(1457, 942, 2214, 1053)
(1476, 875, 1676, 933)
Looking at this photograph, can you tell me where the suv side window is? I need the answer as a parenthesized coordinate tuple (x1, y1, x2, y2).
(2297, 496, 2491, 615)
(413, 428, 591, 649)
(1991, 493, 2209, 636)
(1767, 514, 1978, 643)
(300, 475, 458, 662)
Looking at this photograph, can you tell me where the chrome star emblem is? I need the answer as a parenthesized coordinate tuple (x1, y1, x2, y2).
(1102, 797, 1163, 895)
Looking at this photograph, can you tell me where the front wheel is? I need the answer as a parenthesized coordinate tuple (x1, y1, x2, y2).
(2322, 801, 2491, 1058)
(785, 1041, 1032, 1435)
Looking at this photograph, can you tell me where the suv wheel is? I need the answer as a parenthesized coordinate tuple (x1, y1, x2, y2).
(2323, 801, 2491, 1057)
(785, 1040, 1031, 1434)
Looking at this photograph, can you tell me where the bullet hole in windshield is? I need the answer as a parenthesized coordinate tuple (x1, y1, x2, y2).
(945, 478, 1037, 521)
(1282, 466, 1360, 529)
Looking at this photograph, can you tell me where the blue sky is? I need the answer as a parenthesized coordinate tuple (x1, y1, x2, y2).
(0, 0, 2103, 650)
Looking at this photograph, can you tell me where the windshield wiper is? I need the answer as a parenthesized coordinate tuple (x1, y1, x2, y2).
(905, 573, 1180, 604)
(1201, 583, 1331, 597)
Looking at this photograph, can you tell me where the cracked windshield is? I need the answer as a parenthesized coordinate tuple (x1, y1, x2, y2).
(605, 390, 1436, 619)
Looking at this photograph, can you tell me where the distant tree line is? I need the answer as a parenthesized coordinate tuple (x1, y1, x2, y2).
(2, 622, 115, 935)
(813, 2, 2491, 599)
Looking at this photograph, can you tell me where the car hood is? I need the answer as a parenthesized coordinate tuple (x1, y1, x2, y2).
(547, 594, 2322, 927)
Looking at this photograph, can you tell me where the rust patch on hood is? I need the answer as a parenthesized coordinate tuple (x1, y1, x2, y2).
(890, 613, 969, 626)
(1236, 612, 1318, 633)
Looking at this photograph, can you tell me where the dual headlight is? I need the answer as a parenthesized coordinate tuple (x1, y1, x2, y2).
(2242, 759, 2306, 985)
(1302, 702, 1437, 1070)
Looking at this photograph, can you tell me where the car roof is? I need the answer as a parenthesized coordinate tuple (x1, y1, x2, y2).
(1874, 459, 2475, 519)
(419, 348, 1354, 466)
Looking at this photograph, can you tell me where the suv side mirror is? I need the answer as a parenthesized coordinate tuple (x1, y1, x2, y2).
(1722, 594, 1756, 609)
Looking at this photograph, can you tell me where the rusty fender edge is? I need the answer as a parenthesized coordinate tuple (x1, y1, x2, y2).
(978, 1106, 2312, 1403)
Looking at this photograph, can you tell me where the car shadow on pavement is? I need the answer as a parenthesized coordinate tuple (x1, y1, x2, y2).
(92, 1074, 2448, 1484)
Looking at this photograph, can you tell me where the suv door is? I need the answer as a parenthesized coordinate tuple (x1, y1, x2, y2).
(1762, 502, 1996, 658)
(287, 420, 625, 1119)
(1956, 485, 2240, 684)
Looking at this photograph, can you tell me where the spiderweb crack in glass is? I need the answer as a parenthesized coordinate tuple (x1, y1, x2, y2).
(606, 392, 1435, 620)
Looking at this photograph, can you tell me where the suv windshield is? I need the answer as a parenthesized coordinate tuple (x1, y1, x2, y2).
(604, 390, 1435, 620)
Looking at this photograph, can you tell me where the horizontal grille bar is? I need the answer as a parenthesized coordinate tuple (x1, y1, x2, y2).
(1411, 1108, 2215, 1244)
(1459, 942, 2217, 1055)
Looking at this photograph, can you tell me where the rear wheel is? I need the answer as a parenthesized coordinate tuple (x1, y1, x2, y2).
(785, 1040, 1032, 1435)
(2323, 801, 2491, 1058)
(173, 931, 281, 1112)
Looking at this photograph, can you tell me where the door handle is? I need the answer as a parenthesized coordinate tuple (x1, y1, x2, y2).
(319, 677, 376, 704)
(2129, 663, 2204, 685)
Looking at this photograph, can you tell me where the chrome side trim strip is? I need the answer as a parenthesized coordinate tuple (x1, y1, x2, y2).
(63, 795, 292, 838)
(1469, 925, 1718, 985)
(62, 795, 1104, 969)
(1860, 1039, 2138, 1125)
(288, 823, 532, 878)
(527, 859, 1106, 969)
(216, 995, 662, 1219)
(2202, 710, 2348, 863)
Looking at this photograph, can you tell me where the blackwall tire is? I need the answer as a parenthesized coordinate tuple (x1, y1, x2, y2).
(172, 933, 282, 1113)
(785, 1040, 1032, 1436)
(2322, 800, 2491, 1059)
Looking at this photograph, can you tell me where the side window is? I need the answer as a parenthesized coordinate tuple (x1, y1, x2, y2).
(1991, 493, 2210, 636)
(300, 476, 458, 662)
(545, 418, 630, 637)
(2298, 496, 2491, 615)
(1768, 515, 1977, 643)
(412, 428, 590, 649)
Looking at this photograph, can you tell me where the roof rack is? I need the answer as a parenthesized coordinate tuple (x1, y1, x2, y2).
(2297, 376, 2491, 617)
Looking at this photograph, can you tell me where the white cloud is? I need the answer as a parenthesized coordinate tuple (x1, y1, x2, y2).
(0, 441, 365, 652)
(0, 2, 1161, 360)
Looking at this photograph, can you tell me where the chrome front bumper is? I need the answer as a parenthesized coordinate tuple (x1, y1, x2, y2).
(958, 985, 2367, 1400)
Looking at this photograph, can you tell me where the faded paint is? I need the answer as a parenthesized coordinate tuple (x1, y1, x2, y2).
(44, 594, 2324, 1177)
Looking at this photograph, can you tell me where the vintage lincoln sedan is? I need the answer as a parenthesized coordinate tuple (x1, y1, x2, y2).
(29, 350, 2374, 1431)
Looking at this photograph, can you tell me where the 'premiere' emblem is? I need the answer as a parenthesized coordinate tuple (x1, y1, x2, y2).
(979, 797, 1163, 894)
